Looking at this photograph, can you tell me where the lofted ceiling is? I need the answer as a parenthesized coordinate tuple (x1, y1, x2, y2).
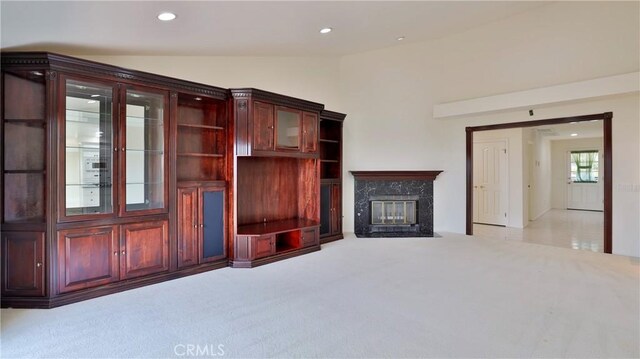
(1, 1, 548, 56)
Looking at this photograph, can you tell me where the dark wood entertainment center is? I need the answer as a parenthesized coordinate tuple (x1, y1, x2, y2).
(0, 52, 346, 308)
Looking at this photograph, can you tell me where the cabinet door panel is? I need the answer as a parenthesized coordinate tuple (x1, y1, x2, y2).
(61, 76, 116, 220)
(331, 184, 342, 235)
(177, 188, 198, 268)
(2, 232, 45, 296)
(302, 112, 318, 153)
(121, 221, 169, 280)
(253, 235, 275, 259)
(301, 228, 319, 247)
(319, 184, 331, 237)
(200, 187, 226, 263)
(58, 226, 118, 294)
(120, 86, 169, 216)
(276, 107, 301, 150)
(253, 101, 274, 151)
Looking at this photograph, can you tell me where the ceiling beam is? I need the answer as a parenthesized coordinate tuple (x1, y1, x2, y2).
(434, 72, 640, 119)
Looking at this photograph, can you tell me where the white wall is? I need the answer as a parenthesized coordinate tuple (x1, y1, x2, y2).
(473, 128, 526, 228)
(551, 137, 604, 210)
(339, 1, 640, 256)
(81, 55, 343, 110)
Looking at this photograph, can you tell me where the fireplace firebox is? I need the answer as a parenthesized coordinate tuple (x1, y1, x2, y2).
(351, 171, 442, 237)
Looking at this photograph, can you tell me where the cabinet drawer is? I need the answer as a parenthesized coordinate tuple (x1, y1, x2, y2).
(253, 235, 275, 259)
(301, 227, 318, 247)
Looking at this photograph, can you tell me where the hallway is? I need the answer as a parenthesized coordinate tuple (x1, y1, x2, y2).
(473, 209, 604, 253)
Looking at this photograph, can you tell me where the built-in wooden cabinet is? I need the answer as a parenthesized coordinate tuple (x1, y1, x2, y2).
(253, 101, 275, 151)
(177, 185, 226, 268)
(59, 75, 170, 221)
(250, 101, 318, 155)
(1, 53, 345, 307)
(230, 89, 323, 267)
(57, 226, 119, 293)
(320, 182, 342, 238)
(1, 53, 229, 308)
(175, 94, 227, 182)
(2, 232, 46, 296)
(253, 235, 276, 259)
(120, 220, 169, 280)
(57, 221, 169, 293)
(231, 89, 322, 158)
(302, 112, 319, 153)
(2, 70, 47, 224)
(319, 110, 346, 243)
(233, 219, 319, 267)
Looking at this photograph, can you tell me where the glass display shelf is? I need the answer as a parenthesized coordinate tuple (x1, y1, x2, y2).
(177, 153, 223, 158)
(177, 123, 224, 130)
(125, 149, 164, 153)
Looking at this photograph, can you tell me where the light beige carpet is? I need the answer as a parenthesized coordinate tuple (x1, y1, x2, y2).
(1, 233, 639, 358)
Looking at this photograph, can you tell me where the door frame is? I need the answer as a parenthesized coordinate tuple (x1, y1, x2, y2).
(465, 112, 612, 253)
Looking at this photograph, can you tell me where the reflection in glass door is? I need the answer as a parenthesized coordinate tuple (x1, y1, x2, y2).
(65, 79, 113, 216)
(123, 89, 166, 213)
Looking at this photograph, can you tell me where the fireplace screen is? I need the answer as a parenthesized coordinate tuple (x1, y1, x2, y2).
(371, 200, 417, 225)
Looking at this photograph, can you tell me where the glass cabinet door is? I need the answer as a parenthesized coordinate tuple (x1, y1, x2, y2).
(64, 78, 114, 217)
(275, 108, 301, 150)
(122, 88, 167, 214)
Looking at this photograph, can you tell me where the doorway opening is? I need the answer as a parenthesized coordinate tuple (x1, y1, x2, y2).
(466, 112, 612, 253)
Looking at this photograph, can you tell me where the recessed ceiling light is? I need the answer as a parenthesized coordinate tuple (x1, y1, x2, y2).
(194, 97, 202, 101)
(319, 27, 332, 34)
(158, 12, 176, 21)
(397, 36, 405, 41)
(570, 122, 577, 124)
(570, 133, 578, 137)
(91, 94, 100, 98)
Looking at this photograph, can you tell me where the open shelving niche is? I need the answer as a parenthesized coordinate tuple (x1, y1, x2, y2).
(2, 70, 47, 224)
(235, 155, 320, 258)
(319, 119, 342, 180)
(176, 94, 227, 183)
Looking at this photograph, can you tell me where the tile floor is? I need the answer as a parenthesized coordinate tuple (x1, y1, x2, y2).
(474, 209, 604, 252)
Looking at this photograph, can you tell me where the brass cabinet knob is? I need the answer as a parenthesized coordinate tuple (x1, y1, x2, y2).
(200, 224, 204, 228)
(36, 262, 42, 267)
(121, 250, 125, 255)
(193, 224, 198, 228)
(113, 251, 118, 256)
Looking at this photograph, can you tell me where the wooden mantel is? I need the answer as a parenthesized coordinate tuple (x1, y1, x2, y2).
(350, 170, 443, 181)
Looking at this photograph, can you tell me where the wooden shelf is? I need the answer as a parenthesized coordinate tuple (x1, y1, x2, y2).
(4, 119, 46, 123)
(4, 169, 45, 174)
(178, 123, 224, 130)
(237, 218, 320, 236)
(319, 139, 340, 144)
(177, 153, 224, 158)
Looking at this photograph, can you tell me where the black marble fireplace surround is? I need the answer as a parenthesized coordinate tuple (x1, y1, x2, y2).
(350, 171, 442, 238)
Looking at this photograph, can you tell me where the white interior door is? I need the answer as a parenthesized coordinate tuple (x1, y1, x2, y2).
(567, 150, 603, 211)
(473, 140, 508, 226)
